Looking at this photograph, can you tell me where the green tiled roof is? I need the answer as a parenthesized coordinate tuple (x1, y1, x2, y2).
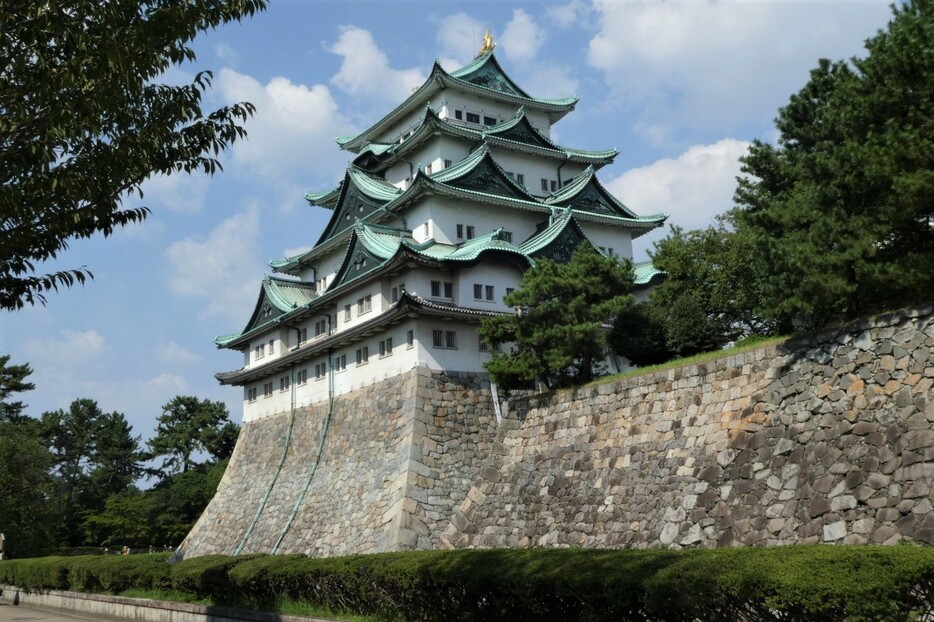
(215, 277, 317, 347)
(338, 53, 578, 153)
(353, 106, 615, 173)
(633, 260, 665, 286)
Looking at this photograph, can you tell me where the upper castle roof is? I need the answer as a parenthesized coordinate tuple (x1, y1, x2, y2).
(335, 52, 578, 153)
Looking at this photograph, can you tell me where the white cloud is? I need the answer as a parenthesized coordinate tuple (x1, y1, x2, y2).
(436, 13, 487, 69)
(548, 0, 590, 29)
(140, 171, 211, 213)
(215, 68, 354, 184)
(25, 329, 107, 366)
(605, 139, 751, 259)
(328, 26, 427, 105)
(282, 244, 312, 259)
(165, 205, 264, 321)
(587, 1, 891, 136)
(157, 341, 201, 366)
(516, 63, 578, 100)
(501, 9, 544, 64)
(215, 42, 238, 65)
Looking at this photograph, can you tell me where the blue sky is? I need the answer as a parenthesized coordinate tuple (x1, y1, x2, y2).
(2, 0, 894, 440)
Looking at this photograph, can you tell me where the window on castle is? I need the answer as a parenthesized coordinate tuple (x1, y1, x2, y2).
(433, 330, 457, 349)
(541, 178, 548, 192)
(430, 280, 454, 299)
(357, 295, 372, 315)
(480, 337, 500, 352)
(255, 344, 265, 360)
(314, 362, 327, 380)
(297, 369, 308, 385)
(425, 163, 432, 175)
(454, 110, 463, 120)
(550, 180, 558, 192)
(407, 330, 414, 348)
(484, 115, 496, 126)
(334, 354, 347, 372)
(485, 285, 495, 301)
(506, 287, 515, 298)
(456, 224, 464, 239)
(344, 304, 352, 321)
(516, 174, 524, 185)
(356, 346, 369, 365)
(473, 283, 483, 299)
(502, 231, 513, 243)
(444, 159, 452, 168)
(268, 339, 275, 355)
(466, 225, 475, 239)
(466, 112, 480, 124)
(263, 382, 273, 398)
(314, 319, 327, 336)
(280, 376, 290, 392)
(247, 387, 257, 402)
(379, 338, 393, 357)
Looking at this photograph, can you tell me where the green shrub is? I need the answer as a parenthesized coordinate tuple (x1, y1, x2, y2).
(2, 546, 933, 621)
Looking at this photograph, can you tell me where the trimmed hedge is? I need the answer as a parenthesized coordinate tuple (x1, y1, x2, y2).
(1, 546, 933, 621)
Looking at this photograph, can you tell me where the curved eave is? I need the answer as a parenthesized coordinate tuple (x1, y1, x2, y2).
(304, 184, 342, 209)
(633, 261, 666, 288)
(362, 109, 616, 173)
(215, 293, 509, 386)
(339, 60, 577, 152)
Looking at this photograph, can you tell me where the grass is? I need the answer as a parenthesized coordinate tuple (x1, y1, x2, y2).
(590, 334, 789, 387)
(117, 588, 379, 621)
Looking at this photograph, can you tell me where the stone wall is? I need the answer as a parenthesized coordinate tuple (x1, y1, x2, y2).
(440, 307, 934, 549)
(180, 307, 933, 559)
(175, 366, 498, 559)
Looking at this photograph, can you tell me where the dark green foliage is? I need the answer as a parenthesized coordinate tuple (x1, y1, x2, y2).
(40, 399, 144, 547)
(0, 0, 266, 310)
(608, 302, 673, 367)
(479, 244, 635, 390)
(82, 460, 228, 548)
(148, 396, 238, 474)
(0, 354, 35, 422)
(0, 418, 56, 557)
(2, 547, 933, 620)
(733, 0, 934, 330)
(636, 224, 774, 361)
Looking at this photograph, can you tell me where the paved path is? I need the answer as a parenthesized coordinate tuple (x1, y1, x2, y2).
(0, 602, 117, 622)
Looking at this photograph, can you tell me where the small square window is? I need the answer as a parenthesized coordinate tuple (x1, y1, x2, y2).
(356, 347, 368, 365)
(516, 174, 524, 185)
(484, 116, 496, 126)
(407, 330, 414, 348)
(541, 178, 548, 192)
(550, 180, 557, 192)
(344, 304, 352, 321)
(431, 280, 441, 297)
(445, 330, 457, 349)
(503, 231, 513, 243)
(379, 338, 393, 357)
(334, 354, 347, 372)
(315, 362, 327, 380)
(479, 337, 490, 352)
(485, 285, 494, 301)
(444, 159, 452, 168)
(473, 283, 483, 299)
(506, 287, 515, 297)
(456, 224, 464, 239)
(466, 112, 480, 124)
(454, 110, 463, 120)
(432, 329, 444, 348)
(247, 387, 257, 402)
(466, 225, 475, 239)
(280, 376, 290, 392)
(443, 282, 454, 298)
(297, 369, 308, 385)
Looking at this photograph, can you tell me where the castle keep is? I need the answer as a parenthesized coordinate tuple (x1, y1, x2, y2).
(175, 41, 934, 559)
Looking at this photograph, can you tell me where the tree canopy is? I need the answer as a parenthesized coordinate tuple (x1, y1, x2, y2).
(734, 0, 934, 330)
(478, 244, 634, 391)
(0, 0, 266, 310)
(148, 396, 237, 474)
(0, 353, 35, 421)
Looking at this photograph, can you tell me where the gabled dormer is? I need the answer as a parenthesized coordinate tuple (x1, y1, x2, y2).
(215, 277, 317, 348)
(430, 143, 538, 201)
